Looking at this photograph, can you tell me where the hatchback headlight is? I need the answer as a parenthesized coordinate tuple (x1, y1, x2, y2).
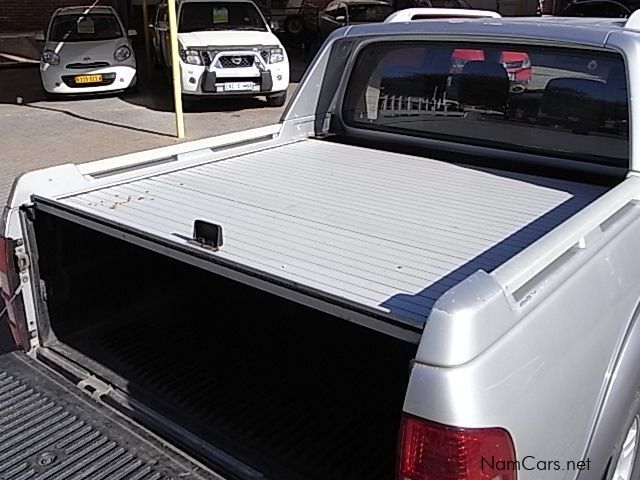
(114, 45, 132, 62)
(269, 47, 285, 64)
(42, 49, 60, 66)
(180, 48, 203, 66)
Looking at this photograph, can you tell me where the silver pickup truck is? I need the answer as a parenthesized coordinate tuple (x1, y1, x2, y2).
(1, 14, 640, 480)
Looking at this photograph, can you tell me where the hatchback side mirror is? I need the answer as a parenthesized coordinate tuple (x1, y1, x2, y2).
(35, 31, 46, 42)
(336, 15, 346, 22)
(156, 21, 169, 32)
(128, 28, 138, 37)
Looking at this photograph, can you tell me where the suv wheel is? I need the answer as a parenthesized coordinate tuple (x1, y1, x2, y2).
(284, 15, 304, 36)
(266, 92, 287, 107)
(612, 415, 639, 480)
(609, 391, 640, 480)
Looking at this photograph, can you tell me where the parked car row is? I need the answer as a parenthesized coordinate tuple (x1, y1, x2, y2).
(36, 1, 530, 105)
(36, 1, 290, 106)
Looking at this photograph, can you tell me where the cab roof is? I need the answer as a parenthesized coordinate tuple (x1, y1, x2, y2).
(344, 15, 637, 47)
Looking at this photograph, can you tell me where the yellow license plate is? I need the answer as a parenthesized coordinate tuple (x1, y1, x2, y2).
(75, 74, 103, 84)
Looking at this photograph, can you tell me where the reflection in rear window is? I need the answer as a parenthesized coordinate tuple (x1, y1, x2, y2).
(342, 42, 629, 166)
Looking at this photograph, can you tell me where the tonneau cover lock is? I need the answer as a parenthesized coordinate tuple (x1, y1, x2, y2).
(190, 220, 224, 251)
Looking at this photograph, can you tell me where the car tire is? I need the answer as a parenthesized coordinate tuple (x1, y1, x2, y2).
(284, 15, 304, 36)
(266, 92, 287, 107)
(607, 389, 640, 480)
(43, 90, 59, 102)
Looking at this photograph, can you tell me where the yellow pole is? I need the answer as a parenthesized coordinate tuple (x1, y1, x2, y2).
(142, 0, 152, 77)
(167, 0, 185, 139)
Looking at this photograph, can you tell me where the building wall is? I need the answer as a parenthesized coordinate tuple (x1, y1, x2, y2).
(0, 0, 127, 34)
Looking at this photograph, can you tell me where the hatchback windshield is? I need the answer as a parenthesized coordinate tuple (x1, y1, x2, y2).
(348, 4, 394, 22)
(179, 2, 267, 32)
(49, 13, 123, 42)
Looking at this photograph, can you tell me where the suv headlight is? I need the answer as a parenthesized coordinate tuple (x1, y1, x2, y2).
(521, 57, 532, 69)
(114, 45, 132, 62)
(180, 48, 203, 66)
(269, 47, 284, 64)
(42, 49, 60, 66)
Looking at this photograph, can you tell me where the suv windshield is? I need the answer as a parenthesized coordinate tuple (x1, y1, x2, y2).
(342, 41, 629, 167)
(49, 13, 123, 42)
(347, 4, 394, 22)
(179, 2, 267, 32)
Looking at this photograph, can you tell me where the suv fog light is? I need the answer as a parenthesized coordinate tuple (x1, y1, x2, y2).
(189, 77, 196, 84)
(277, 75, 282, 81)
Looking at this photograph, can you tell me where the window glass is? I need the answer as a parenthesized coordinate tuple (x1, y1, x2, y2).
(50, 13, 123, 42)
(347, 4, 394, 21)
(342, 41, 629, 166)
(430, 0, 470, 7)
(158, 6, 167, 22)
(179, 2, 267, 32)
(325, 0, 340, 16)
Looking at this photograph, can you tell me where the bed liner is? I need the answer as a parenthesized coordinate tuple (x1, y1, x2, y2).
(32, 139, 607, 338)
(0, 351, 219, 480)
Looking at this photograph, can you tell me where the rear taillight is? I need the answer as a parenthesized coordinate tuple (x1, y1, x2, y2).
(0, 236, 26, 351)
(398, 414, 517, 480)
(0, 237, 12, 295)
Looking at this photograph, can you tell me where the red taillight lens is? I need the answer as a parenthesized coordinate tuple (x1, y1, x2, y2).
(0, 237, 11, 295)
(398, 414, 517, 480)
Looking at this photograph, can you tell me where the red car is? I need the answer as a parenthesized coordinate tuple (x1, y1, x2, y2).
(452, 48, 532, 91)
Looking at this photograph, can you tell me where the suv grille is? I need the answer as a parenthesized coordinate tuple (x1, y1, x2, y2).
(219, 55, 254, 68)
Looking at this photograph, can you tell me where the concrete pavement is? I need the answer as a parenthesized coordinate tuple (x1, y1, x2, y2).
(0, 64, 300, 203)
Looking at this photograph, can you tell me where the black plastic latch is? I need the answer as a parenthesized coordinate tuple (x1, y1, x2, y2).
(190, 220, 224, 251)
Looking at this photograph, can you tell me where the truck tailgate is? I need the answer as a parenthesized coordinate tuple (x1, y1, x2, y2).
(0, 352, 218, 480)
(31, 139, 607, 340)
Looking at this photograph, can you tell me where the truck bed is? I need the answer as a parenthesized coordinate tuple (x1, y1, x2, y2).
(0, 352, 218, 480)
(41, 139, 607, 337)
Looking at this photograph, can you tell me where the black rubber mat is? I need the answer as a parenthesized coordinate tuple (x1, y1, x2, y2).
(55, 305, 415, 480)
(0, 352, 219, 480)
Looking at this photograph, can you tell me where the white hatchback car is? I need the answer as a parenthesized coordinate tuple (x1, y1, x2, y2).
(38, 6, 137, 95)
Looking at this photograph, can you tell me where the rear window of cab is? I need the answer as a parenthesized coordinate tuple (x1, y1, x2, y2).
(342, 41, 629, 167)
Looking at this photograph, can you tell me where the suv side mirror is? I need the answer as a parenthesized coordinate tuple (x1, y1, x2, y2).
(128, 28, 138, 37)
(156, 20, 169, 32)
(335, 15, 346, 22)
(34, 31, 46, 42)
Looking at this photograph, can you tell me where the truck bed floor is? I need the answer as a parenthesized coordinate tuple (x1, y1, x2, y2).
(0, 352, 218, 480)
(48, 294, 416, 480)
